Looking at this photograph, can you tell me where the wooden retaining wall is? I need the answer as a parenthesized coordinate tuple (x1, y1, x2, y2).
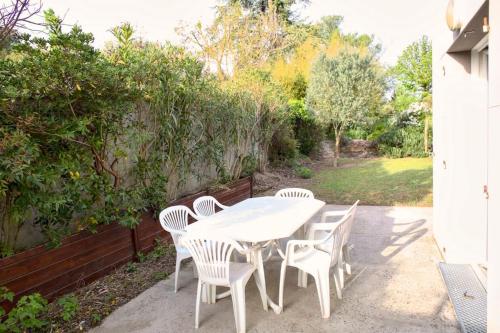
(0, 177, 252, 313)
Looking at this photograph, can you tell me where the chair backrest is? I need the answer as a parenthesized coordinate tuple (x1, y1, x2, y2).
(318, 212, 352, 267)
(193, 196, 221, 218)
(181, 235, 243, 285)
(159, 205, 198, 248)
(275, 188, 314, 199)
(343, 200, 360, 246)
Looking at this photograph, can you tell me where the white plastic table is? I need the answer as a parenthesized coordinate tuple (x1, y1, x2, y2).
(185, 196, 325, 313)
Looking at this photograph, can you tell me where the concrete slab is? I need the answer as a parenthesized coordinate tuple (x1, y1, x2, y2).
(91, 206, 459, 333)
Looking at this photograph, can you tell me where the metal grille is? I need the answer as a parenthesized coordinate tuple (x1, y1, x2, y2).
(439, 263, 487, 333)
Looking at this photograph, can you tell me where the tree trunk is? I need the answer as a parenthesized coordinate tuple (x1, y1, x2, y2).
(334, 129, 342, 168)
(424, 115, 429, 154)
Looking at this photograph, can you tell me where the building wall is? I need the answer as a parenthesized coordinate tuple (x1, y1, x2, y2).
(487, 0, 500, 331)
(434, 0, 499, 330)
(433, 2, 488, 265)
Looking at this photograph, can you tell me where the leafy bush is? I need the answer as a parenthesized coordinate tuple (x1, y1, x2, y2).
(295, 166, 313, 179)
(57, 294, 79, 322)
(0, 292, 48, 332)
(288, 99, 322, 157)
(0, 17, 289, 254)
(241, 155, 258, 178)
(268, 125, 298, 165)
(378, 126, 428, 158)
(345, 127, 369, 140)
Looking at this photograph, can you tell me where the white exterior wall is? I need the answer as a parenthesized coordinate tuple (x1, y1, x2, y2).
(434, 0, 500, 331)
(433, 2, 488, 265)
(487, 0, 500, 331)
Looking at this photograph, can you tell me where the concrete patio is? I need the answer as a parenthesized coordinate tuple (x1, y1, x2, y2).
(91, 206, 459, 333)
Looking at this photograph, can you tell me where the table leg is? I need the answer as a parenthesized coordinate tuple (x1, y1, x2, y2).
(252, 248, 282, 314)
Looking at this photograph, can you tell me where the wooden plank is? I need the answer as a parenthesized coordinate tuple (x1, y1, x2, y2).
(0, 224, 129, 285)
(0, 223, 121, 268)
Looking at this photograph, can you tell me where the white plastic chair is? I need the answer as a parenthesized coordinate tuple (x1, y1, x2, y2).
(307, 200, 359, 288)
(273, 188, 315, 262)
(181, 235, 256, 333)
(192, 195, 229, 218)
(275, 188, 315, 199)
(159, 205, 200, 292)
(278, 212, 351, 318)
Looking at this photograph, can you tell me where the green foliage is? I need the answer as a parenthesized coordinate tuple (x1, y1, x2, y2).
(91, 313, 102, 325)
(392, 35, 432, 95)
(125, 262, 137, 273)
(268, 125, 298, 165)
(307, 52, 384, 130)
(288, 99, 322, 156)
(384, 36, 432, 156)
(0, 292, 48, 333)
(229, 0, 308, 22)
(153, 271, 168, 281)
(378, 126, 428, 158)
(241, 155, 258, 178)
(294, 166, 312, 179)
(0, 286, 14, 317)
(147, 239, 170, 261)
(0, 11, 140, 253)
(136, 251, 147, 263)
(1, 15, 289, 255)
(307, 51, 384, 165)
(57, 294, 79, 322)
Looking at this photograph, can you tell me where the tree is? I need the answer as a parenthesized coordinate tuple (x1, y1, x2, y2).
(307, 52, 384, 166)
(0, 0, 41, 48)
(179, 2, 294, 79)
(229, 0, 309, 22)
(0, 10, 137, 252)
(392, 36, 432, 152)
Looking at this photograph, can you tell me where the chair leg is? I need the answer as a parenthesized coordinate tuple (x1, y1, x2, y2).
(193, 262, 198, 278)
(333, 266, 343, 300)
(211, 285, 217, 304)
(230, 281, 246, 333)
(278, 262, 287, 310)
(195, 280, 202, 329)
(298, 269, 308, 288)
(343, 245, 352, 275)
(314, 270, 331, 319)
(174, 255, 181, 293)
(336, 251, 344, 289)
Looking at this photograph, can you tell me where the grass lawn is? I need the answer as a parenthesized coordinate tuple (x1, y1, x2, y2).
(310, 157, 433, 207)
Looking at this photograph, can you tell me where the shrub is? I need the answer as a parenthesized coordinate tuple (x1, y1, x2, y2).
(57, 294, 79, 322)
(240, 155, 258, 178)
(0, 292, 48, 333)
(288, 99, 323, 157)
(268, 126, 298, 165)
(378, 126, 428, 158)
(295, 166, 313, 179)
(0, 17, 289, 255)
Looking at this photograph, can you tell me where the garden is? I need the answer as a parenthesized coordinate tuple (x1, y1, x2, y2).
(0, 0, 432, 331)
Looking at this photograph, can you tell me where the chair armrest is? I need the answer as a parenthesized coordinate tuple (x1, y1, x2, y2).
(214, 198, 229, 210)
(170, 229, 187, 236)
(320, 210, 348, 223)
(306, 222, 339, 240)
(285, 239, 323, 260)
(187, 209, 202, 221)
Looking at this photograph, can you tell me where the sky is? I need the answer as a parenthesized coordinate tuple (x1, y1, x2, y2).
(33, 0, 443, 66)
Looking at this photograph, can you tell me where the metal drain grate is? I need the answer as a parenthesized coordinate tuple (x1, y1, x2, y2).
(438, 263, 487, 333)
